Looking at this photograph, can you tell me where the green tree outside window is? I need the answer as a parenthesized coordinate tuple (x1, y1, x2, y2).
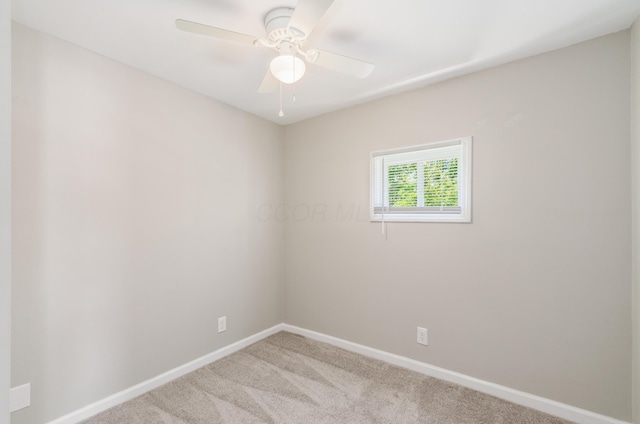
(387, 159, 458, 208)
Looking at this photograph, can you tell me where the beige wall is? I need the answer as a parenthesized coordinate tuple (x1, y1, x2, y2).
(0, 1, 10, 423)
(284, 32, 632, 420)
(10, 23, 284, 424)
(632, 15, 640, 424)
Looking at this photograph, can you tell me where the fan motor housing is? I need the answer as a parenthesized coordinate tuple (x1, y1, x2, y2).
(264, 7, 304, 42)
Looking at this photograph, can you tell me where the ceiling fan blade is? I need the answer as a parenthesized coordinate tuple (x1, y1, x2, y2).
(175, 19, 258, 45)
(288, 0, 335, 36)
(258, 70, 278, 93)
(311, 50, 374, 78)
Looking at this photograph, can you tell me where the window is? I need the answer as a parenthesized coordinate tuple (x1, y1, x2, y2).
(370, 137, 472, 222)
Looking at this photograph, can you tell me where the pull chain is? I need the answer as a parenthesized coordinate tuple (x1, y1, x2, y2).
(292, 53, 296, 104)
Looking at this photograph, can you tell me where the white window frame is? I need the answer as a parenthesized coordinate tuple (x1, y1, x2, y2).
(370, 137, 472, 223)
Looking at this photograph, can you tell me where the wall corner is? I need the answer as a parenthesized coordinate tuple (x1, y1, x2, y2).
(631, 12, 640, 424)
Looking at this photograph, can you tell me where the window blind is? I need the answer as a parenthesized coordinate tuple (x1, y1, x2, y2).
(370, 137, 472, 223)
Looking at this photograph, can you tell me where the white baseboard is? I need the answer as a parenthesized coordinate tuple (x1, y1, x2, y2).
(48, 323, 630, 424)
(9, 383, 31, 412)
(281, 324, 630, 424)
(47, 324, 284, 424)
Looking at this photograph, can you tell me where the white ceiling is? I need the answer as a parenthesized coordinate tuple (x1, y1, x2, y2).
(11, 0, 640, 125)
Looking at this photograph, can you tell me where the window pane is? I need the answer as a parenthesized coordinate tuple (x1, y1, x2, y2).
(423, 158, 458, 207)
(388, 163, 417, 207)
(370, 137, 471, 222)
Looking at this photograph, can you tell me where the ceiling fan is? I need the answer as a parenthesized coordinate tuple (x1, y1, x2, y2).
(175, 0, 375, 94)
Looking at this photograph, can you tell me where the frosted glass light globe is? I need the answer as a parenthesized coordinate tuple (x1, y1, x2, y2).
(270, 54, 306, 84)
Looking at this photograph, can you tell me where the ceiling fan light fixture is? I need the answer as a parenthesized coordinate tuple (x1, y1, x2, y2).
(270, 54, 306, 84)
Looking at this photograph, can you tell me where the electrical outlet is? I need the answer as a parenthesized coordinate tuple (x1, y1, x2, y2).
(218, 316, 226, 333)
(417, 327, 428, 346)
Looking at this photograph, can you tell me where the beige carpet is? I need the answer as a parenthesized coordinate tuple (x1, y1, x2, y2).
(82, 331, 574, 423)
